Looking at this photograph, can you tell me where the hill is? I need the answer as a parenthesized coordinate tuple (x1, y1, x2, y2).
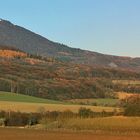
(0, 19, 140, 71)
(0, 47, 140, 100)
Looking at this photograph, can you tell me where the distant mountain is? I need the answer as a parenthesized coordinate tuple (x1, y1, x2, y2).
(0, 19, 140, 71)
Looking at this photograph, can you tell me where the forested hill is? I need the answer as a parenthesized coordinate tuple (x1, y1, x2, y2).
(0, 46, 140, 100)
(0, 19, 140, 71)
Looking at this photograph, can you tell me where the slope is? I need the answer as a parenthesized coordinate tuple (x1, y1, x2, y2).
(0, 19, 140, 71)
(0, 46, 140, 100)
(0, 91, 62, 104)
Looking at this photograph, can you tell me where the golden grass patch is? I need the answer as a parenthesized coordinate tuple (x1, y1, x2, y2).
(117, 92, 138, 99)
(0, 101, 120, 113)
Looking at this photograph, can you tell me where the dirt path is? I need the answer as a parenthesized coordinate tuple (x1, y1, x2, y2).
(0, 128, 139, 140)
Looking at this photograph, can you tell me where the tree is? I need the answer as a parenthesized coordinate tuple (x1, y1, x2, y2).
(78, 107, 93, 118)
(121, 95, 140, 116)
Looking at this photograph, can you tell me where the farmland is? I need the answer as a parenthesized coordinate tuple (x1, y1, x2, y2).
(0, 91, 120, 113)
(0, 91, 62, 104)
(41, 116, 140, 133)
(0, 128, 140, 140)
(0, 101, 119, 113)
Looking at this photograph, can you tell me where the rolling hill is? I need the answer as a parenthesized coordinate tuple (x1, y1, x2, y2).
(0, 46, 140, 100)
(0, 19, 140, 101)
(0, 19, 140, 71)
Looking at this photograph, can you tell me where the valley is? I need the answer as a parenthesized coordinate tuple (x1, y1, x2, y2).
(0, 19, 140, 140)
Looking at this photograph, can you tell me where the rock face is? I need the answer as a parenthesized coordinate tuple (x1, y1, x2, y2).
(0, 19, 140, 71)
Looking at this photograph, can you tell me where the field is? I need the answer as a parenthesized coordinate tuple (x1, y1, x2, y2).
(0, 91, 62, 104)
(0, 101, 119, 113)
(68, 98, 119, 106)
(112, 80, 140, 85)
(42, 116, 140, 133)
(0, 92, 139, 139)
(0, 91, 120, 113)
(0, 128, 139, 140)
(67, 92, 140, 106)
(117, 92, 138, 99)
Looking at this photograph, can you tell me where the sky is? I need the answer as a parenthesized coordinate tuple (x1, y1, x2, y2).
(0, 0, 140, 57)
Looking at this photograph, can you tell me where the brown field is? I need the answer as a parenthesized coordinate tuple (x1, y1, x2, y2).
(0, 101, 120, 113)
(117, 92, 138, 99)
(0, 128, 139, 140)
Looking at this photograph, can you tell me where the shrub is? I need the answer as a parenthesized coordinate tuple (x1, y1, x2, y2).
(122, 95, 140, 116)
(78, 107, 93, 118)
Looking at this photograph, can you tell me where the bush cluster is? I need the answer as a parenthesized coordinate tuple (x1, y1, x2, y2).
(121, 95, 140, 116)
(0, 108, 121, 127)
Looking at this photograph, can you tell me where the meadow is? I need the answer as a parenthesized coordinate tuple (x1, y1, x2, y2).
(42, 116, 140, 133)
(0, 91, 62, 104)
(0, 91, 120, 113)
(0, 101, 119, 113)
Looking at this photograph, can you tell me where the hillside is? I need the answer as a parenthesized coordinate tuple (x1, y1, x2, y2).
(0, 49, 27, 58)
(0, 46, 140, 100)
(0, 19, 140, 71)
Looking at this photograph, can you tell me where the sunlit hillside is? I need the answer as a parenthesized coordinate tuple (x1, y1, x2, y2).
(0, 49, 27, 58)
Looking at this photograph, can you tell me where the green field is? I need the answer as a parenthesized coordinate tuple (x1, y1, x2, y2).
(0, 91, 62, 104)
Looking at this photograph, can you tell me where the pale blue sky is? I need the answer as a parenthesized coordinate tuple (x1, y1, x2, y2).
(0, 0, 140, 57)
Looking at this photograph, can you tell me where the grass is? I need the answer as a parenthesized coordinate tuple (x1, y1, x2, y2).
(0, 91, 121, 113)
(0, 101, 120, 113)
(117, 92, 138, 99)
(42, 116, 140, 134)
(0, 91, 62, 104)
